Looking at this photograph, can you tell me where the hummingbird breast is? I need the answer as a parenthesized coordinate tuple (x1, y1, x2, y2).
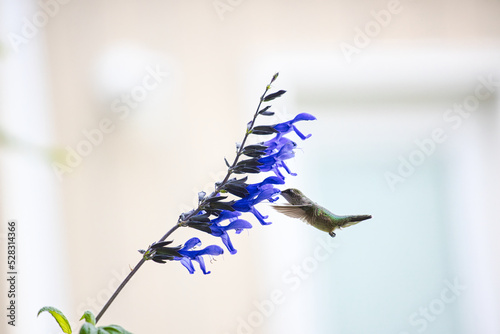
(310, 206, 370, 233)
(309, 206, 342, 232)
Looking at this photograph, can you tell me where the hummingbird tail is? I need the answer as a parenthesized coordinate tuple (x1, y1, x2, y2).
(349, 215, 372, 222)
(340, 215, 372, 228)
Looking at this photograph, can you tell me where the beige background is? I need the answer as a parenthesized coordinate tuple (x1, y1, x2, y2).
(1, 1, 500, 333)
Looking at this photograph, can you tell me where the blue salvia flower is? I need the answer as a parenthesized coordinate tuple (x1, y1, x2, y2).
(258, 141, 297, 180)
(232, 176, 284, 225)
(208, 218, 252, 255)
(273, 112, 316, 139)
(174, 238, 224, 274)
(142, 73, 315, 274)
(140, 238, 223, 274)
(259, 113, 316, 179)
(188, 210, 252, 254)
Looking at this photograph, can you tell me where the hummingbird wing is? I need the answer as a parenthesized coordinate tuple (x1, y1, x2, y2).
(271, 204, 314, 224)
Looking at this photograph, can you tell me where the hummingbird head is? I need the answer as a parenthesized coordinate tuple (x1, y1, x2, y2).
(280, 188, 307, 205)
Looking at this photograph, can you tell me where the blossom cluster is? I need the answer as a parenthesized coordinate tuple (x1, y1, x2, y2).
(142, 74, 315, 274)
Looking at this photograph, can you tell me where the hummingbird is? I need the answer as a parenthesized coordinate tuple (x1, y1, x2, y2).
(271, 188, 371, 237)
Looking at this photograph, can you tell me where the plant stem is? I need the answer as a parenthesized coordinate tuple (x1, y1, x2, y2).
(94, 74, 275, 324)
(95, 258, 144, 324)
(95, 224, 179, 323)
(211, 80, 271, 188)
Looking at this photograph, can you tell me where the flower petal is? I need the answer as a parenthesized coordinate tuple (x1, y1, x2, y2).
(293, 113, 316, 122)
(180, 257, 195, 274)
(226, 219, 252, 231)
(193, 256, 210, 274)
(220, 233, 237, 255)
(273, 113, 315, 138)
(182, 237, 202, 250)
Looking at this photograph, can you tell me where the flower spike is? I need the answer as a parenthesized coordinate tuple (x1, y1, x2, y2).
(144, 73, 315, 274)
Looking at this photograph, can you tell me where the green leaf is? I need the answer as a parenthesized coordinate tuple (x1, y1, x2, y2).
(80, 322, 98, 334)
(38, 306, 72, 334)
(98, 325, 133, 334)
(80, 311, 96, 325)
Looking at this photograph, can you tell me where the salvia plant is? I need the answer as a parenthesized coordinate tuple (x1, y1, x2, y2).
(38, 73, 316, 333)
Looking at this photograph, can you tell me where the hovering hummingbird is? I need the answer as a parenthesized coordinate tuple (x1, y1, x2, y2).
(272, 188, 371, 237)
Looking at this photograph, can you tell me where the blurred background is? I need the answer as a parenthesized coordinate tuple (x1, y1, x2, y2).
(1, 1, 500, 333)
